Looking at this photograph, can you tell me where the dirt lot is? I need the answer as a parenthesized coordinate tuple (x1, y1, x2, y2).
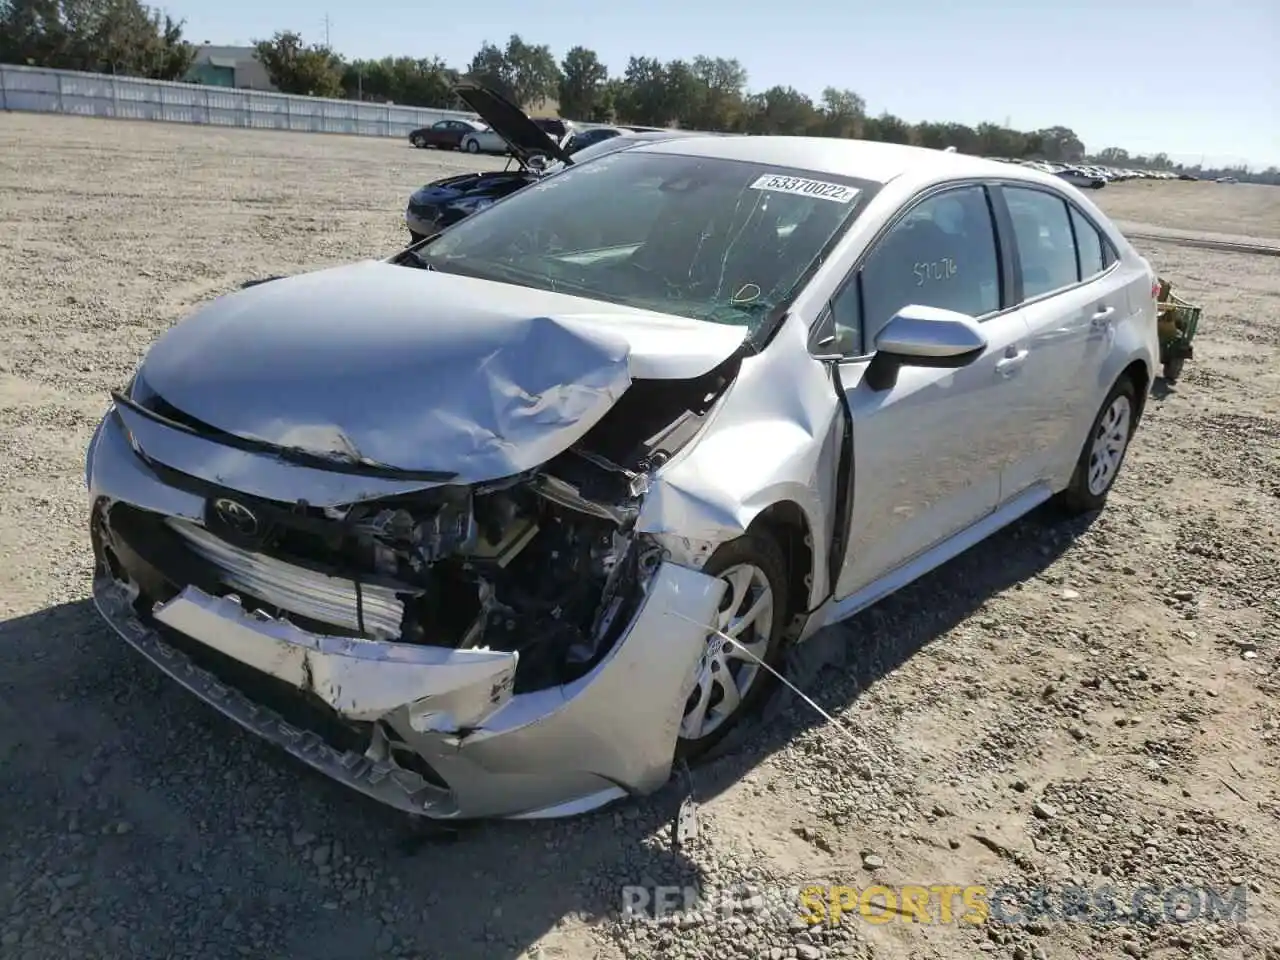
(1, 113, 1277, 960)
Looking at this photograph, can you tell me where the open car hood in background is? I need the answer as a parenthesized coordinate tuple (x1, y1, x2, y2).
(453, 81, 574, 168)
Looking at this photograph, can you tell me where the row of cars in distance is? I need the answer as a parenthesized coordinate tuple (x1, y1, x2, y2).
(987, 157, 1197, 190)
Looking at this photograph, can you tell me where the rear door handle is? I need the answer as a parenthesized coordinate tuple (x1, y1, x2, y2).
(1091, 305, 1116, 327)
(995, 347, 1029, 377)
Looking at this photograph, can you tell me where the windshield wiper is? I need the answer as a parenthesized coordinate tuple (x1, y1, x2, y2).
(400, 248, 434, 270)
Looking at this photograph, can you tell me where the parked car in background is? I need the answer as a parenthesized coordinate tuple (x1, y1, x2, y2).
(408, 119, 486, 150)
(405, 84, 696, 241)
(91, 136, 1159, 821)
(563, 125, 625, 154)
(1053, 164, 1107, 190)
(460, 114, 575, 155)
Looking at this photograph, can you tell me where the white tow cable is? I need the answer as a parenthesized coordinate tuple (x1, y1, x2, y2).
(668, 611, 871, 757)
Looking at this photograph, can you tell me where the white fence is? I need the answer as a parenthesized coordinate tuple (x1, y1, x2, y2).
(0, 63, 479, 138)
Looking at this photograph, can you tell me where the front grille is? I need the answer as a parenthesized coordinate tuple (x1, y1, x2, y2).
(166, 518, 406, 640)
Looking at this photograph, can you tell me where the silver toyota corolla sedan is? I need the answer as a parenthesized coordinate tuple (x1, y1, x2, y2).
(87, 137, 1159, 820)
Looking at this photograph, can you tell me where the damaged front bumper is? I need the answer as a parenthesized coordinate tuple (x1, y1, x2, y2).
(88, 410, 726, 820)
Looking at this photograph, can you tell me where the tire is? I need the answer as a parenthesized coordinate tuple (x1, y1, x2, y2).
(1162, 356, 1185, 382)
(675, 533, 790, 762)
(1055, 376, 1139, 515)
(410, 137, 424, 148)
(465, 139, 480, 154)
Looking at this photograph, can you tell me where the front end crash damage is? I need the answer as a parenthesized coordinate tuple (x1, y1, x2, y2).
(87, 336, 746, 819)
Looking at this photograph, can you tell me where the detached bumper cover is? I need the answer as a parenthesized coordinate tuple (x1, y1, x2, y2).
(93, 551, 724, 818)
(94, 577, 456, 816)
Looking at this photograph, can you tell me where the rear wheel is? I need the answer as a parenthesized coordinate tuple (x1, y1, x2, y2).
(1056, 376, 1138, 514)
(676, 534, 789, 761)
(465, 138, 480, 154)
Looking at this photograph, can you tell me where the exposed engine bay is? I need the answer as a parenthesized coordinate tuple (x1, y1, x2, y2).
(195, 474, 654, 694)
(108, 358, 740, 696)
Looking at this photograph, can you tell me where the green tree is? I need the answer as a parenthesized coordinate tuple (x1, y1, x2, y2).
(252, 30, 344, 97)
(662, 59, 702, 128)
(0, 0, 193, 79)
(684, 55, 748, 130)
(465, 42, 514, 101)
(503, 34, 560, 108)
(864, 112, 912, 144)
(616, 56, 670, 126)
(813, 87, 866, 139)
(1033, 125, 1085, 162)
(589, 77, 625, 123)
(1094, 146, 1130, 164)
(343, 56, 455, 107)
(466, 35, 559, 108)
(557, 45, 607, 119)
(740, 85, 815, 134)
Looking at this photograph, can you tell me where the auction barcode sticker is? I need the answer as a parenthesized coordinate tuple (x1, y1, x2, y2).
(749, 174, 860, 203)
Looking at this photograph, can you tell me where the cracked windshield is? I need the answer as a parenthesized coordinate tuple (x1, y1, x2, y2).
(409, 151, 868, 333)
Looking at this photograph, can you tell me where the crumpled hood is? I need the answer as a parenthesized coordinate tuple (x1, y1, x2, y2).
(134, 261, 747, 481)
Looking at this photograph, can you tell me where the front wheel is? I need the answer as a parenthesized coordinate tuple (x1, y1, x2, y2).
(1056, 376, 1138, 514)
(676, 534, 789, 762)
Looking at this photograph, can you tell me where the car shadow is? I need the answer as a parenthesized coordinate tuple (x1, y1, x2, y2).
(0, 600, 701, 959)
(0, 503, 1092, 958)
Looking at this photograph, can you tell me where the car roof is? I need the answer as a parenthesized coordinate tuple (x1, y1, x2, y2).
(630, 135, 1041, 187)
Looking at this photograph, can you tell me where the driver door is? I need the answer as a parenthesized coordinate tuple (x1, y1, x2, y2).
(830, 183, 1032, 600)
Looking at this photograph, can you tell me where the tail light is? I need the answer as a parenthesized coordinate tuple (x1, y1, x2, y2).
(1150, 278, 1160, 300)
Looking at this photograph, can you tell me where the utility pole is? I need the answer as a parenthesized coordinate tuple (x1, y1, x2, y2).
(323, 13, 331, 48)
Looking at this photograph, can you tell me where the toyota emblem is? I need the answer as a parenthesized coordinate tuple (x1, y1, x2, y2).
(212, 498, 259, 536)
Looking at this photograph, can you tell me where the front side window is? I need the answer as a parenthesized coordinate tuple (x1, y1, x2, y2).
(432, 121, 450, 130)
(1004, 186, 1078, 298)
(858, 185, 1001, 345)
(1070, 205, 1106, 278)
(411, 152, 875, 338)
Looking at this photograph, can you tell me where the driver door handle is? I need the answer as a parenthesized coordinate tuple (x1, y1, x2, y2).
(995, 347, 1029, 378)
(1091, 305, 1116, 328)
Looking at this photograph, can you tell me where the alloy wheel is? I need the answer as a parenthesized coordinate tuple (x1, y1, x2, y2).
(680, 562, 775, 741)
(1087, 394, 1132, 495)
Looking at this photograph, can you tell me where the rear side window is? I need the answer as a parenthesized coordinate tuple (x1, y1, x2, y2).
(1070, 206, 1106, 278)
(857, 185, 1001, 344)
(1004, 187, 1078, 298)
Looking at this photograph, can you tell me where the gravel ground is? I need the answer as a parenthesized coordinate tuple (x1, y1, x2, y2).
(1, 113, 1277, 960)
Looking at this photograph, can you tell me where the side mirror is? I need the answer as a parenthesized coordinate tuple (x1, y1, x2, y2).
(865, 305, 987, 391)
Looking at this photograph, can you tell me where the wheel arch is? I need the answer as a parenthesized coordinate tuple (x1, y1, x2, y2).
(1120, 358, 1151, 423)
(745, 500, 815, 637)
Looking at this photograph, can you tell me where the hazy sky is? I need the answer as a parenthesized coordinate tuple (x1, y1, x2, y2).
(163, 0, 1279, 169)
